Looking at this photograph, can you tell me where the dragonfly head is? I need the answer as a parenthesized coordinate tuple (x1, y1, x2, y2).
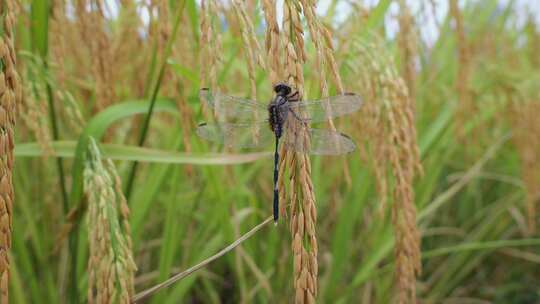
(274, 82, 292, 96)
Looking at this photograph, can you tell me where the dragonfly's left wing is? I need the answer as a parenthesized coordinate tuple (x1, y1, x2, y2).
(282, 123, 356, 155)
(196, 122, 273, 149)
(287, 93, 362, 123)
(200, 88, 268, 123)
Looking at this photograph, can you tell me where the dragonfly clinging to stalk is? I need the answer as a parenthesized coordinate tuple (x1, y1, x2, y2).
(197, 83, 363, 223)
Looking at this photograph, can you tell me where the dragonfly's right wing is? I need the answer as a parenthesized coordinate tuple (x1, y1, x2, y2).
(282, 122, 356, 155)
(288, 93, 363, 123)
(197, 122, 273, 149)
(200, 88, 268, 123)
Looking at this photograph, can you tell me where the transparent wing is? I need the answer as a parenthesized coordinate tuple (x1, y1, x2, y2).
(288, 93, 362, 123)
(200, 88, 268, 123)
(196, 122, 273, 149)
(282, 121, 356, 155)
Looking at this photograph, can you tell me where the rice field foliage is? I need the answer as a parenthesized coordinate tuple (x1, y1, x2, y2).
(6, 0, 540, 303)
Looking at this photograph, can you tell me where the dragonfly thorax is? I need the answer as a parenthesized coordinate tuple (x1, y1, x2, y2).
(268, 95, 289, 138)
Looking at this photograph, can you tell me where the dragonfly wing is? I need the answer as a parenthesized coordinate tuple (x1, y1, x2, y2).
(200, 88, 268, 123)
(288, 93, 362, 123)
(197, 122, 273, 149)
(282, 122, 356, 155)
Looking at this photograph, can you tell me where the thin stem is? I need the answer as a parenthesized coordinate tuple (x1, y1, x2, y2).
(46, 81, 69, 212)
(124, 0, 186, 201)
(132, 216, 273, 303)
(422, 238, 540, 258)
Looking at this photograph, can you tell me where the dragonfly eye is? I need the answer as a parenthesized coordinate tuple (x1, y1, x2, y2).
(274, 83, 292, 95)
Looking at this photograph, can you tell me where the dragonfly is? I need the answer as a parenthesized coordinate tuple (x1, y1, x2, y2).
(197, 83, 363, 223)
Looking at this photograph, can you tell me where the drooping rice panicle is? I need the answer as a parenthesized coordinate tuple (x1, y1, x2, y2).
(281, 2, 319, 303)
(85, 139, 136, 303)
(351, 36, 422, 304)
(0, 1, 21, 302)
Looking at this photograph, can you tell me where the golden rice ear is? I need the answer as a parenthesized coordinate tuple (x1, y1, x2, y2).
(350, 34, 422, 304)
(276, 1, 320, 303)
(510, 101, 540, 234)
(397, 0, 418, 105)
(0, 1, 20, 302)
(232, 0, 265, 99)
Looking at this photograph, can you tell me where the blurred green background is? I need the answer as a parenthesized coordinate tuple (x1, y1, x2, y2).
(8, 0, 540, 303)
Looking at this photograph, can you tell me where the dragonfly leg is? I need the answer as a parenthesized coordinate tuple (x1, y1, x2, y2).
(288, 90, 300, 102)
(289, 108, 309, 125)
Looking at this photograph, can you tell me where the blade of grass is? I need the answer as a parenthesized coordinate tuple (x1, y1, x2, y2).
(30, 0, 48, 58)
(16, 141, 271, 165)
(185, 0, 199, 45)
(423, 238, 540, 258)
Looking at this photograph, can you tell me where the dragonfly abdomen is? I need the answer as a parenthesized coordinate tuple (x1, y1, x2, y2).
(268, 104, 282, 138)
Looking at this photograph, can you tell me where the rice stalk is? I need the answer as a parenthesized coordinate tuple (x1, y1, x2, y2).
(199, 0, 210, 89)
(0, 1, 21, 302)
(299, 0, 352, 185)
(110, 1, 145, 99)
(299, 0, 343, 96)
(50, 0, 86, 91)
(155, 0, 172, 59)
(261, 0, 282, 84)
(275, 1, 350, 301)
(351, 36, 422, 303)
(200, 0, 223, 92)
(449, 0, 473, 138)
(18, 79, 53, 157)
(85, 138, 136, 303)
(56, 90, 85, 135)
(74, 0, 116, 112)
(232, 0, 265, 100)
(154, 1, 188, 100)
(525, 16, 539, 67)
(397, 0, 417, 105)
(509, 101, 540, 234)
(280, 2, 319, 303)
(49, 0, 69, 91)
